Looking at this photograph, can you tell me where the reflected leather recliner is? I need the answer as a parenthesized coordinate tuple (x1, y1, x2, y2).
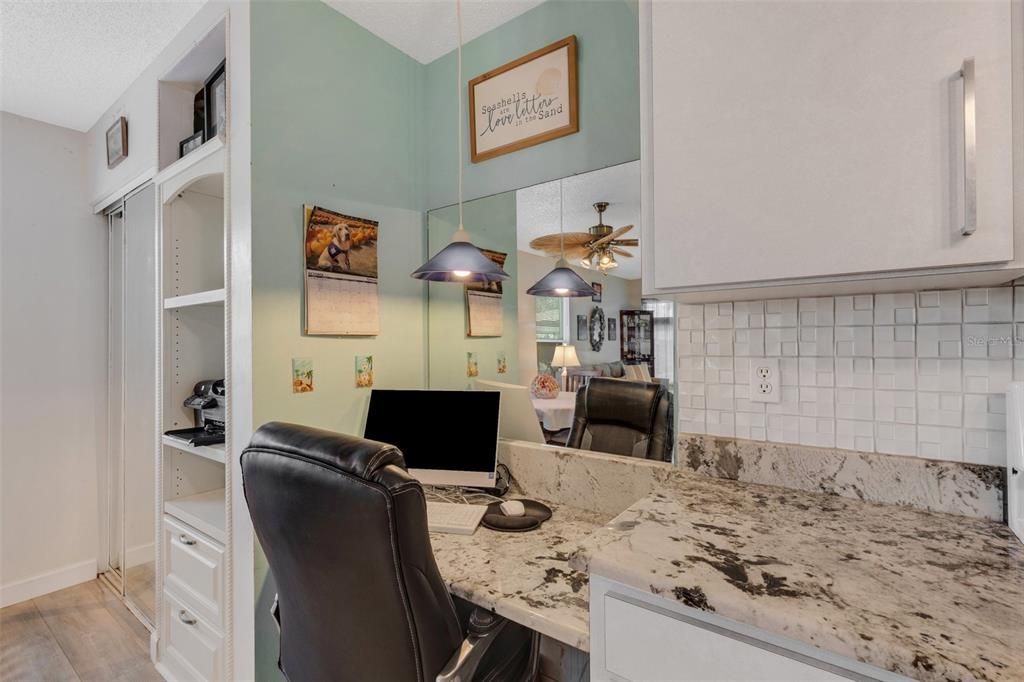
(241, 421, 538, 682)
(566, 377, 674, 462)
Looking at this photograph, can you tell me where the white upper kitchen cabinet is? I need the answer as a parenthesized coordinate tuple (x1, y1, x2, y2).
(642, 0, 1020, 299)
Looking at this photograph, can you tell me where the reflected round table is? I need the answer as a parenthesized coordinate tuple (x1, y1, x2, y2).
(532, 391, 577, 432)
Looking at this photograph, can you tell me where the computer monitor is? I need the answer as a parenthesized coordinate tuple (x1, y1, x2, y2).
(473, 379, 545, 444)
(363, 389, 500, 487)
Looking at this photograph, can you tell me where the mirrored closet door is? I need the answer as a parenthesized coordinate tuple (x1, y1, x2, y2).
(103, 183, 157, 626)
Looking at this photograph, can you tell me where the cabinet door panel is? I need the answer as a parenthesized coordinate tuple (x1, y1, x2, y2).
(651, 1, 1012, 289)
(604, 596, 845, 681)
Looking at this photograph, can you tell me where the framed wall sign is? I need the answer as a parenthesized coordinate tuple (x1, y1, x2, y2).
(468, 35, 578, 163)
(106, 116, 128, 168)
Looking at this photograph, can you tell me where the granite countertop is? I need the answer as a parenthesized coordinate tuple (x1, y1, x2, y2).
(429, 501, 606, 651)
(569, 471, 1024, 681)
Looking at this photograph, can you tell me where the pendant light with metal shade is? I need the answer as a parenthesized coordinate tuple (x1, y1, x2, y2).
(411, 0, 509, 283)
(526, 180, 596, 297)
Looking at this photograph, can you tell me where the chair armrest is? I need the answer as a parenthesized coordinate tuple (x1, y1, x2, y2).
(436, 608, 509, 682)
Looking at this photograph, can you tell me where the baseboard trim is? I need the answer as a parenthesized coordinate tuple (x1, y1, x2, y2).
(0, 559, 97, 607)
(125, 541, 155, 568)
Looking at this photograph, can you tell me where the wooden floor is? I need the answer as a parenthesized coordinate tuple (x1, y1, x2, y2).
(124, 562, 156, 624)
(0, 580, 161, 681)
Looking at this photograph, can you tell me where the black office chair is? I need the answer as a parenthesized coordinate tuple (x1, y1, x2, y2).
(566, 377, 674, 462)
(241, 422, 539, 682)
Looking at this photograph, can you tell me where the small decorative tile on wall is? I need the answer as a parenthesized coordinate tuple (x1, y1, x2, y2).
(676, 287, 1024, 466)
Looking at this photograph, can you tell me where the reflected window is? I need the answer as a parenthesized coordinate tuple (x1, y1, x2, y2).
(535, 296, 570, 342)
(643, 299, 675, 384)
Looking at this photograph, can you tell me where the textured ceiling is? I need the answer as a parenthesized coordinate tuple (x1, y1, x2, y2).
(0, 0, 205, 131)
(323, 0, 545, 64)
(516, 161, 641, 280)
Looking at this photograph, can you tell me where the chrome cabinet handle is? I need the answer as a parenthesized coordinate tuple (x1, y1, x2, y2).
(960, 58, 977, 236)
(179, 610, 197, 625)
(178, 533, 196, 546)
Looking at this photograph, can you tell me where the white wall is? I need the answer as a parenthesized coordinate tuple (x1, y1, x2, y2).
(85, 2, 230, 208)
(0, 112, 107, 606)
(677, 289, 1023, 467)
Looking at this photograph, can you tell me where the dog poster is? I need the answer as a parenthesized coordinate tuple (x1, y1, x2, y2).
(304, 205, 380, 335)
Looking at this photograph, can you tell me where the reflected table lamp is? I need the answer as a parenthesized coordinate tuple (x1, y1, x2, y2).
(551, 344, 581, 392)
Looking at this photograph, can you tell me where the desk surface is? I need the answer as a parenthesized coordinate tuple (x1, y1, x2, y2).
(430, 501, 605, 652)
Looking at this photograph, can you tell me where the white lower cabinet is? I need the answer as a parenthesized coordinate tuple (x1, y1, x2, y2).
(158, 512, 225, 682)
(160, 589, 224, 682)
(590, 576, 906, 682)
(163, 514, 225, 629)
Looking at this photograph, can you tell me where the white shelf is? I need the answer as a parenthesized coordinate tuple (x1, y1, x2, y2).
(163, 288, 225, 309)
(154, 136, 224, 191)
(165, 489, 226, 545)
(162, 434, 225, 464)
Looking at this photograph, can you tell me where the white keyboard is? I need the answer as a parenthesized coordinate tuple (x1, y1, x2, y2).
(426, 501, 487, 535)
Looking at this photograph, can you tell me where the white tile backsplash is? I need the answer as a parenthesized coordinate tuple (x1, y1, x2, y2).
(734, 300, 765, 329)
(835, 326, 873, 357)
(677, 287, 1021, 467)
(835, 295, 874, 326)
(963, 287, 1013, 323)
(765, 327, 799, 356)
(916, 324, 962, 358)
(705, 302, 734, 329)
(765, 299, 798, 328)
(874, 293, 916, 325)
(917, 290, 963, 324)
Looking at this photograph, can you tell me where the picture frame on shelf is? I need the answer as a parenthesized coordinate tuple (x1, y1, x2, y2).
(204, 59, 227, 140)
(105, 116, 128, 168)
(179, 131, 204, 159)
(193, 89, 206, 136)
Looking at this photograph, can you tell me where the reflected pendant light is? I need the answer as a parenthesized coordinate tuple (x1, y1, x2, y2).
(526, 180, 596, 297)
(411, 0, 509, 283)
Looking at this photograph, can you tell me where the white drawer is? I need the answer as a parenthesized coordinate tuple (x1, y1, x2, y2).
(604, 595, 845, 681)
(161, 589, 223, 682)
(162, 514, 224, 630)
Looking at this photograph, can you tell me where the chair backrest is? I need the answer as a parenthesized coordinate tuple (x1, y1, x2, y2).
(567, 369, 599, 393)
(565, 378, 674, 461)
(241, 422, 462, 681)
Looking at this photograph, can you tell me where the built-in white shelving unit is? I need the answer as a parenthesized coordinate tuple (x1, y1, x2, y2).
(163, 288, 226, 310)
(161, 435, 226, 464)
(164, 489, 227, 544)
(153, 15, 232, 682)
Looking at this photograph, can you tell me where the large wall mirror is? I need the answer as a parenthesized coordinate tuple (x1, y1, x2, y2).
(426, 161, 677, 457)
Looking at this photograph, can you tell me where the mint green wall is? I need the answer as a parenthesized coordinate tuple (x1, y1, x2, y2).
(424, 0, 640, 209)
(250, 2, 426, 678)
(250, 1, 640, 678)
(427, 193, 519, 388)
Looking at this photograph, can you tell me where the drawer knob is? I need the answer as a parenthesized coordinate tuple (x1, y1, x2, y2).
(179, 534, 196, 546)
(179, 610, 197, 626)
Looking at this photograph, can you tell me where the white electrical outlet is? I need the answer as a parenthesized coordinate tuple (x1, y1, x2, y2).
(749, 358, 781, 403)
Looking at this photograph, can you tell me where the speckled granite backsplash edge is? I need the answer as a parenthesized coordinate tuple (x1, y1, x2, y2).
(679, 433, 1005, 521)
(498, 438, 1006, 522)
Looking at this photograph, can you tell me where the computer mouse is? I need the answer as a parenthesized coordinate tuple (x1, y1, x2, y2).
(499, 500, 526, 517)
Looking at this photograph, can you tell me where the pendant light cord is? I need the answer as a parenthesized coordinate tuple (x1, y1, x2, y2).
(457, 0, 464, 232)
